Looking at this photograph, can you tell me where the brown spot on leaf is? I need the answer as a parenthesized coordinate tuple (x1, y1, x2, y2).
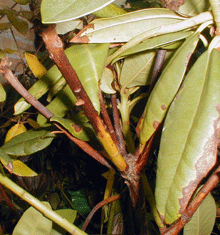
(163, 0, 186, 11)
(70, 24, 94, 43)
(72, 123, 82, 133)
(153, 121, 160, 129)
(178, 104, 220, 214)
(161, 105, 166, 110)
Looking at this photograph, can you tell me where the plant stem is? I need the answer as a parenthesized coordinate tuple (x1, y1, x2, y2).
(0, 173, 87, 235)
(209, 0, 220, 34)
(119, 89, 135, 154)
(106, 11, 213, 64)
(42, 26, 128, 172)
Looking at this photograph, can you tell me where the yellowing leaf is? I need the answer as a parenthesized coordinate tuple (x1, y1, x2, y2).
(12, 160, 37, 177)
(5, 123, 27, 143)
(25, 53, 47, 79)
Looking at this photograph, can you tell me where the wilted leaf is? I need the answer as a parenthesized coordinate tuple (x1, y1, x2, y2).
(25, 53, 47, 79)
(71, 8, 185, 43)
(50, 116, 90, 141)
(12, 202, 52, 235)
(5, 123, 27, 143)
(183, 193, 216, 235)
(41, 0, 115, 23)
(139, 31, 200, 145)
(14, 64, 62, 115)
(0, 83, 6, 102)
(2, 128, 56, 156)
(155, 48, 220, 224)
(93, 3, 126, 18)
(65, 43, 110, 113)
(51, 209, 77, 235)
(179, 0, 210, 16)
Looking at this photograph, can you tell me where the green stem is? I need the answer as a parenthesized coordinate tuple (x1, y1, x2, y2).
(142, 174, 165, 229)
(106, 11, 213, 64)
(119, 89, 135, 153)
(209, 0, 220, 33)
(0, 173, 87, 235)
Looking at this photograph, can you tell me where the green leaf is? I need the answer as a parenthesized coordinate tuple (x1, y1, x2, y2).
(119, 50, 155, 88)
(117, 31, 193, 60)
(0, 148, 13, 172)
(55, 19, 82, 35)
(65, 43, 110, 113)
(51, 209, 77, 235)
(4, 9, 28, 35)
(68, 190, 91, 216)
(1, 128, 56, 156)
(0, 22, 11, 31)
(70, 8, 185, 43)
(12, 0, 30, 5)
(139, 31, 200, 145)
(155, 48, 220, 224)
(179, 0, 210, 16)
(50, 116, 90, 141)
(100, 67, 116, 94)
(12, 202, 52, 235)
(0, 83, 6, 102)
(14, 64, 62, 115)
(41, 0, 115, 23)
(183, 193, 216, 235)
(37, 85, 77, 126)
(93, 3, 127, 18)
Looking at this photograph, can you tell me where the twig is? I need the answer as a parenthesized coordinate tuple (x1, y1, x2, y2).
(111, 93, 127, 156)
(0, 183, 17, 211)
(0, 57, 53, 119)
(52, 122, 113, 170)
(162, 164, 220, 235)
(99, 91, 118, 144)
(81, 194, 121, 232)
(150, 49, 167, 92)
(209, 0, 220, 34)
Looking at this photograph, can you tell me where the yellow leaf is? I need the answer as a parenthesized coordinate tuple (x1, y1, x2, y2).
(25, 52, 47, 79)
(5, 123, 27, 143)
(12, 160, 37, 177)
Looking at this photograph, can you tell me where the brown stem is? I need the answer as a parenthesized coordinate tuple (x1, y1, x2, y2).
(99, 90, 117, 144)
(41, 25, 104, 134)
(41, 25, 127, 172)
(81, 194, 121, 232)
(0, 57, 53, 119)
(135, 132, 156, 174)
(162, 164, 220, 235)
(111, 93, 127, 156)
(150, 49, 167, 92)
(52, 123, 113, 170)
